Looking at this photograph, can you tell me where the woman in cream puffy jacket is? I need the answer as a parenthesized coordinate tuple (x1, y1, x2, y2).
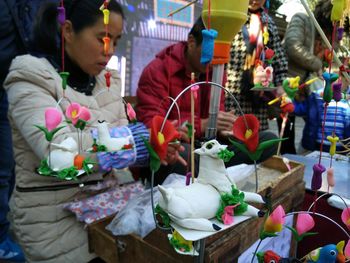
(4, 1, 183, 262)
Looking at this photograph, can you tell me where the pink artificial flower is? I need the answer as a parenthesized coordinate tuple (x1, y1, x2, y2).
(221, 204, 240, 225)
(191, 85, 200, 100)
(263, 205, 286, 233)
(341, 207, 350, 230)
(296, 213, 315, 235)
(65, 102, 81, 125)
(45, 107, 62, 131)
(126, 103, 136, 122)
(345, 240, 350, 258)
(79, 106, 91, 122)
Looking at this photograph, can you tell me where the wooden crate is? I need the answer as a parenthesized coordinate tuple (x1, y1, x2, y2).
(88, 156, 305, 263)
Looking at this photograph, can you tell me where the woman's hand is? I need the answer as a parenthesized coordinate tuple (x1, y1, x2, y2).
(162, 141, 187, 166)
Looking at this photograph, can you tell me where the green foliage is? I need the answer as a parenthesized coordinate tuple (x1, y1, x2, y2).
(217, 148, 235, 162)
(155, 205, 171, 227)
(216, 185, 248, 222)
(141, 136, 161, 172)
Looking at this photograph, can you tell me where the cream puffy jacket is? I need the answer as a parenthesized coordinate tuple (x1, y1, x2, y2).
(283, 12, 322, 81)
(4, 54, 127, 262)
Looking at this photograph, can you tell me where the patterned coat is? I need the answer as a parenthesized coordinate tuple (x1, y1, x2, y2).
(225, 10, 288, 130)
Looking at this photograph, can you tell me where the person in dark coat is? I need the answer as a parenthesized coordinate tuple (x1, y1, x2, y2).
(0, 1, 55, 261)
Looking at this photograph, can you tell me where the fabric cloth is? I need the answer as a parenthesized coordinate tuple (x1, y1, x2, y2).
(93, 122, 149, 171)
(225, 10, 288, 131)
(283, 12, 322, 82)
(3, 54, 145, 262)
(63, 181, 145, 224)
(136, 41, 226, 138)
(293, 92, 350, 151)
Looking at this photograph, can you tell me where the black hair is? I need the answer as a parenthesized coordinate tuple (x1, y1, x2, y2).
(313, 0, 333, 38)
(188, 16, 206, 45)
(31, 0, 124, 55)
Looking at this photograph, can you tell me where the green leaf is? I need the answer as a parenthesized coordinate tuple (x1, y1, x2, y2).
(256, 138, 287, 152)
(155, 204, 171, 227)
(186, 123, 193, 139)
(259, 231, 278, 240)
(141, 136, 161, 172)
(298, 231, 318, 242)
(37, 159, 53, 176)
(34, 125, 65, 141)
(217, 148, 235, 162)
(49, 126, 65, 139)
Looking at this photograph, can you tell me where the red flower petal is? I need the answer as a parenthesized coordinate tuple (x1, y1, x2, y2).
(233, 114, 260, 152)
(150, 116, 180, 160)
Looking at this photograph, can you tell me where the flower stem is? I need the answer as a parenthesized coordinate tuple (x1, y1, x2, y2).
(254, 160, 258, 193)
(250, 239, 262, 263)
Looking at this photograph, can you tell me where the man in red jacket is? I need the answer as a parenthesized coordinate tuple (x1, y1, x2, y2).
(136, 17, 236, 139)
(136, 17, 277, 184)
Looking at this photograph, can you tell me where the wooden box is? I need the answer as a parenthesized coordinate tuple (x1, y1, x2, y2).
(88, 156, 305, 263)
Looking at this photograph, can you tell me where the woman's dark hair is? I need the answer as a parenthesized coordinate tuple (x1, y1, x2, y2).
(188, 16, 206, 45)
(31, 0, 124, 55)
(313, 0, 333, 38)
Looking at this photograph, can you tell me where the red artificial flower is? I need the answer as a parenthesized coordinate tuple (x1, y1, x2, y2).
(265, 48, 275, 60)
(233, 114, 260, 152)
(150, 115, 180, 160)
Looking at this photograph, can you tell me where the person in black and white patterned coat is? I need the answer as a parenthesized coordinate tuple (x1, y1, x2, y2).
(225, 0, 288, 132)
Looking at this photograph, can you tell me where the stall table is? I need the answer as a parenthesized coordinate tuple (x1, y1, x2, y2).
(88, 156, 305, 263)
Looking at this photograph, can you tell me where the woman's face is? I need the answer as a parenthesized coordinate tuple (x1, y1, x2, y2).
(64, 12, 123, 76)
(249, 0, 266, 11)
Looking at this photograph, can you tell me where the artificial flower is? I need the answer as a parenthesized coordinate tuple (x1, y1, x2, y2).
(260, 205, 285, 239)
(232, 114, 259, 152)
(65, 102, 81, 125)
(45, 107, 62, 131)
(150, 115, 180, 161)
(126, 103, 137, 122)
(79, 106, 91, 122)
(264, 48, 275, 60)
(345, 239, 350, 258)
(221, 204, 240, 225)
(35, 107, 65, 142)
(230, 114, 284, 161)
(65, 103, 91, 130)
(341, 207, 350, 230)
(295, 213, 315, 236)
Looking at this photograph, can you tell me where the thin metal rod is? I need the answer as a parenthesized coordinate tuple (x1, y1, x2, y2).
(160, 81, 248, 133)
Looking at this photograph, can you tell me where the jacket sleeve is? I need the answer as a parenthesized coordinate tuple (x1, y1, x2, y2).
(284, 13, 323, 73)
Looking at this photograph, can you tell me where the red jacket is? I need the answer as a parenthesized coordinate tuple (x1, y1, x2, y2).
(136, 41, 225, 138)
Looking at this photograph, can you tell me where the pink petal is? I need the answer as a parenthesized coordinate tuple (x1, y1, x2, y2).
(270, 205, 286, 225)
(65, 102, 81, 119)
(296, 213, 315, 235)
(345, 240, 350, 258)
(45, 107, 62, 131)
(222, 212, 233, 225)
(79, 106, 91, 121)
(341, 207, 350, 229)
(127, 103, 136, 120)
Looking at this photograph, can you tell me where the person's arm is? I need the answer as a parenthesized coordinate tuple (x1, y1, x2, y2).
(284, 13, 323, 73)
